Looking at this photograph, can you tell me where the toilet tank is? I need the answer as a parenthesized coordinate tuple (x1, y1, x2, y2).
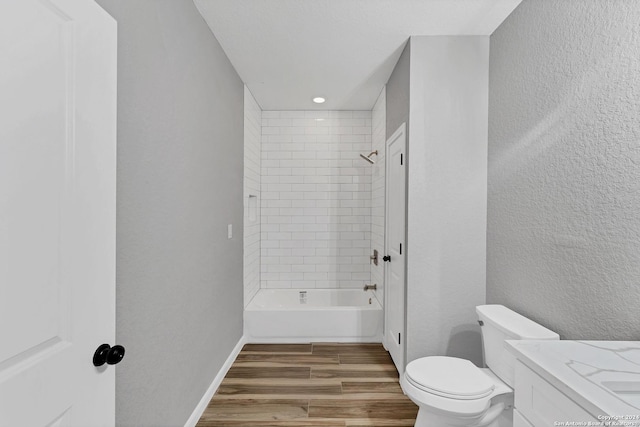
(476, 305, 559, 387)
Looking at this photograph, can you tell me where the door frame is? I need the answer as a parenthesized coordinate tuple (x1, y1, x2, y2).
(383, 122, 407, 373)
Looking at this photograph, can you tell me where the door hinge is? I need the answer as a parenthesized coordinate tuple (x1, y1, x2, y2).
(398, 333, 401, 345)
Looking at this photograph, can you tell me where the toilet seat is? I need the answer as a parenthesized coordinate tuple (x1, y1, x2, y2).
(401, 357, 512, 419)
(405, 356, 495, 400)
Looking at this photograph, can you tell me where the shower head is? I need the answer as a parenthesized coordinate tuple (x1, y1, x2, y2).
(360, 150, 378, 164)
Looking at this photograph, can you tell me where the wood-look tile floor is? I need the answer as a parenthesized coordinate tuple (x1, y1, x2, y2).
(196, 343, 418, 427)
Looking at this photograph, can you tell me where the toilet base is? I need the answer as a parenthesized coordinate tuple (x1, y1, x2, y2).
(413, 394, 513, 427)
(415, 409, 479, 427)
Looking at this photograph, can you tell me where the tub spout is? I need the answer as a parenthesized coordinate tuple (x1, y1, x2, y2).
(363, 284, 377, 291)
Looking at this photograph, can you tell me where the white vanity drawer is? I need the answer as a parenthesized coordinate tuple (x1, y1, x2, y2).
(515, 360, 598, 426)
(514, 409, 534, 427)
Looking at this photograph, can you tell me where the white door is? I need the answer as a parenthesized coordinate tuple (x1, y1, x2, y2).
(384, 123, 406, 374)
(0, 0, 117, 425)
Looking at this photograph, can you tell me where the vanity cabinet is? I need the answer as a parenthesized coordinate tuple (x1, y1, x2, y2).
(513, 408, 534, 427)
(514, 360, 598, 426)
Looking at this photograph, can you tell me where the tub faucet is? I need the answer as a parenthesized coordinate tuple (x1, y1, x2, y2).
(363, 284, 377, 291)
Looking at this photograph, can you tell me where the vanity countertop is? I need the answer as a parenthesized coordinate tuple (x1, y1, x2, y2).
(506, 340, 640, 418)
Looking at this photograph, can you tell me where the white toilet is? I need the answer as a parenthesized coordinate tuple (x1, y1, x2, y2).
(401, 304, 559, 427)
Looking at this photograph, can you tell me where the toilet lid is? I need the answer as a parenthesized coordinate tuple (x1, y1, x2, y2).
(405, 356, 495, 400)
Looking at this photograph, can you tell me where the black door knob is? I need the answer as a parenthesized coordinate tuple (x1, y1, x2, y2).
(93, 343, 126, 367)
(383, 255, 391, 262)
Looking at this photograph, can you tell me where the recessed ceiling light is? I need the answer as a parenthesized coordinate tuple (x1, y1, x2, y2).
(312, 97, 326, 104)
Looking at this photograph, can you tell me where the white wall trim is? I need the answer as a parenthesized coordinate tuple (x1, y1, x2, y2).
(184, 335, 247, 427)
(244, 336, 382, 344)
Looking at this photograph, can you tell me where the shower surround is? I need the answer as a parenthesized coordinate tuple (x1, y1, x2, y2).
(260, 110, 373, 290)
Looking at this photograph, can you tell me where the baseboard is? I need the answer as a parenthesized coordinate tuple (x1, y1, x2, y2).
(245, 336, 382, 344)
(184, 335, 247, 427)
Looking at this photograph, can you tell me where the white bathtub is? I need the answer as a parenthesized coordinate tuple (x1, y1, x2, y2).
(244, 289, 383, 343)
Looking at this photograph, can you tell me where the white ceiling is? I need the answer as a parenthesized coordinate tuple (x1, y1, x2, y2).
(194, 0, 522, 110)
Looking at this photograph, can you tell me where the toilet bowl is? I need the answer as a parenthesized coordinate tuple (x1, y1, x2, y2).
(401, 357, 512, 427)
(401, 305, 559, 427)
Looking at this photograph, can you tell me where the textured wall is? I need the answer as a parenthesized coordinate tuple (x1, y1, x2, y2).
(371, 88, 386, 305)
(260, 111, 372, 289)
(94, 1, 244, 425)
(244, 87, 261, 306)
(488, 0, 640, 340)
(406, 36, 489, 367)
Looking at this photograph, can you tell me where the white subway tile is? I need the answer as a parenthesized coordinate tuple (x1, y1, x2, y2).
(304, 272, 328, 280)
(315, 215, 331, 224)
(292, 232, 316, 240)
(279, 175, 305, 184)
(279, 224, 304, 233)
(262, 126, 281, 135)
(305, 240, 328, 248)
(352, 240, 371, 248)
(259, 109, 373, 290)
(291, 151, 317, 160)
(303, 176, 331, 184)
(267, 264, 292, 272)
(332, 127, 353, 135)
(315, 200, 339, 208)
(292, 264, 316, 273)
(280, 192, 304, 200)
(261, 208, 279, 216)
(262, 111, 280, 119)
(263, 135, 292, 143)
(329, 111, 352, 119)
(280, 143, 306, 152)
(352, 110, 371, 119)
(353, 126, 370, 135)
(305, 110, 329, 119)
(296, 248, 316, 256)
(279, 240, 305, 248)
(281, 126, 306, 135)
(280, 272, 305, 281)
(266, 280, 292, 288)
(279, 111, 306, 119)
(315, 247, 340, 257)
(268, 248, 292, 257)
(268, 118, 292, 127)
(292, 118, 318, 127)
(291, 183, 317, 192)
(291, 200, 317, 208)
(291, 216, 316, 224)
(268, 232, 292, 240)
(263, 200, 292, 208)
(303, 223, 328, 232)
(266, 216, 291, 224)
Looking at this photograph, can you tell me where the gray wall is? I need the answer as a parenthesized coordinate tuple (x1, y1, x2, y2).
(488, 0, 640, 340)
(385, 37, 489, 368)
(386, 41, 410, 142)
(406, 37, 489, 366)
(94, 1, 244, 425)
